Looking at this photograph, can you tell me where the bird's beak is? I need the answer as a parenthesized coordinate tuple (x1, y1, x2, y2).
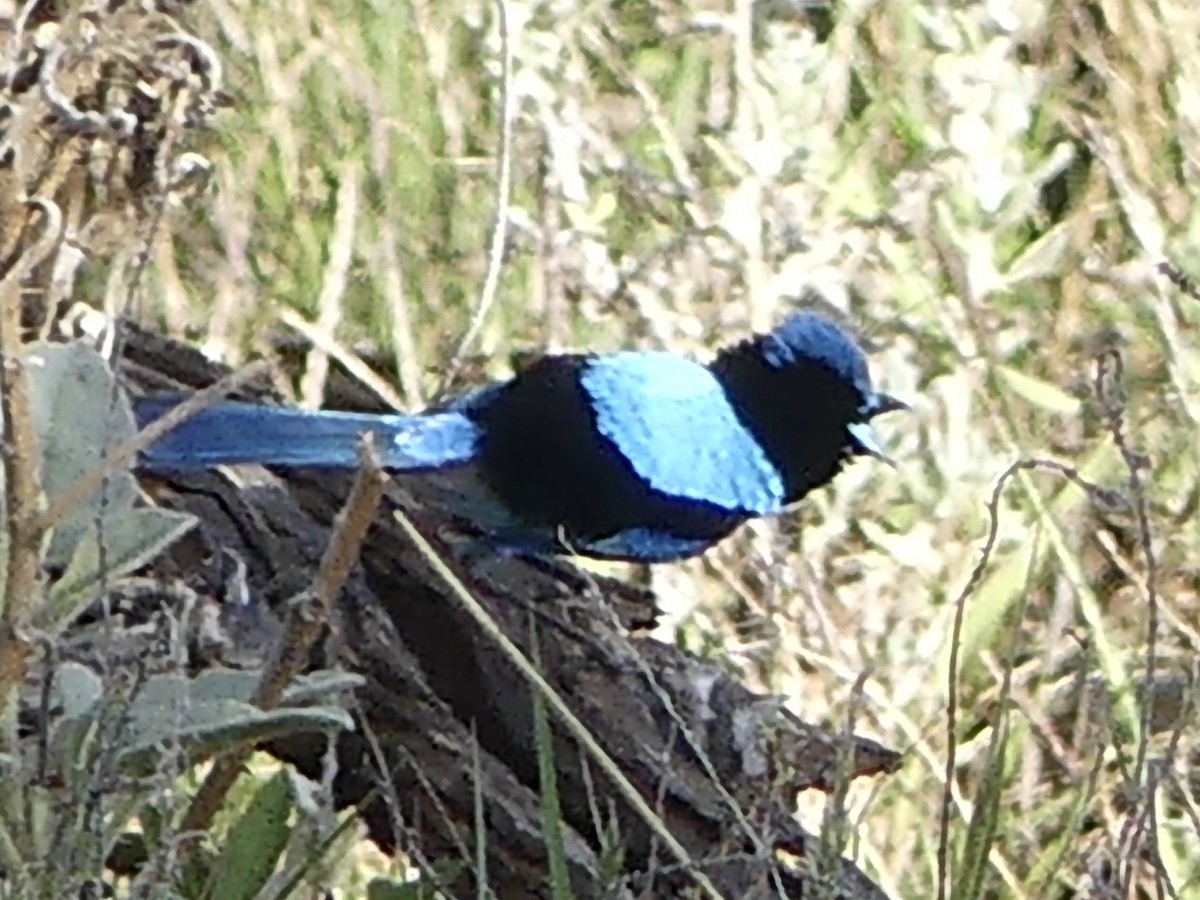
(848, 393, 910, 467)
(847, 422, 897, 467)
(865, 392, 910, 418)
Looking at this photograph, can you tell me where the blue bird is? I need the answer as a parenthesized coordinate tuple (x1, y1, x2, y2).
(132, 312, 906, 563)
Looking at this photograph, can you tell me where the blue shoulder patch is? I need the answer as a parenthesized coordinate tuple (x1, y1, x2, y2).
(579, 352, 785, 515)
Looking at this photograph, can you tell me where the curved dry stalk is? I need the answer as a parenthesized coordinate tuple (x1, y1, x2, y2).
(0, 197, 65, 706)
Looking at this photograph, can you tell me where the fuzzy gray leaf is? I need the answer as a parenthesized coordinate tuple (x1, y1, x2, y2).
(175, 668, 364, 708)
(117, 699, 353, 775)
(50, 662, 104, 720)
(43, 508, 197, 635)
(125, 669, 361, 708)
(93, 670, 355, 775)
(24, 341, 139, 568)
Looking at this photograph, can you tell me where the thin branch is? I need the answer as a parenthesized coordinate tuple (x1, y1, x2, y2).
(437, 0, 515, 398)
(936, 455, 1124, 900)
(298, 162, 359, 410)
(0, 198, 63, 701)
(178, 435, 386, 835)
(277, 306, 405, 411)
(1095, 347, 1163, 898)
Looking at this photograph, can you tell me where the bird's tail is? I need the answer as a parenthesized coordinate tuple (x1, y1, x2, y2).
(133, 397, 481, 471)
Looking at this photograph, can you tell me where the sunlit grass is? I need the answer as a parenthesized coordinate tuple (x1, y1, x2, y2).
(133, 0, 1200, 895)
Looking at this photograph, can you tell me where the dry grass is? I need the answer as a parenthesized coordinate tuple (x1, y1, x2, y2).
(7, 0, 1200, 896)
(150, 0, 1200, 896)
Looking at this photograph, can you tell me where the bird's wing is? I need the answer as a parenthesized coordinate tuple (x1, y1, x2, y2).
(579, 352, 785, 515)
(577, 527, 725, 563)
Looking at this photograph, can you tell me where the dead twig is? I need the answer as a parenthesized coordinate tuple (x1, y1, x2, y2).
(0, 198, 64, 703)
(437, 0, 515, 399)
(178, 434, 386, 835)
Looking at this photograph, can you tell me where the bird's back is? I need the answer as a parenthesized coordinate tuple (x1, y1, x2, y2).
(469, 351, 784, 553)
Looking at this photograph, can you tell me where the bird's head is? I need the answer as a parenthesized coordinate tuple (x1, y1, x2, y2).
(759, 311, 909, 464)
(711, 311, 908, 500)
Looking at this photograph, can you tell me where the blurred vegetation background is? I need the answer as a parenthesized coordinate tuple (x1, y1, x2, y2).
(14, 0, 1200, 895)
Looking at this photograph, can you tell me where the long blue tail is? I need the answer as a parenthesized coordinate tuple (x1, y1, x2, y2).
(133, 397, 482, 471)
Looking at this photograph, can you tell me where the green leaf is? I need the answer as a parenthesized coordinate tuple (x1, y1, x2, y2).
(951, 711, 1011, 900)
(277, 669, 366, 705)
(1001, 223, 1070, 288)
(49, 670, 356, 783)
(139, 801, 166, 851)
(366, 867, 467, 900)
(114, 672, 354, 775)
(206, 769, 293, 900)
(994, 365, 1081, 415)
(531, 627, 572, 900)
(367, 877, 426, 900)
(119, 700, 354, 776)
(19, 785, 57, 866)
(43, 507, 197, 634)
(23, 341, 139, 569)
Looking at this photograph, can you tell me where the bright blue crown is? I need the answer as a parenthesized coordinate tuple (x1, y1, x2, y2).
(759, 312, 872, 394)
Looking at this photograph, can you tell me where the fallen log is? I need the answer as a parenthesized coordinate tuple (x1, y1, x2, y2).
(83, 314, 904, 899)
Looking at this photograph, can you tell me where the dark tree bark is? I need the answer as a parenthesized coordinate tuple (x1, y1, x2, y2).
(101, 317, 901, 899)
